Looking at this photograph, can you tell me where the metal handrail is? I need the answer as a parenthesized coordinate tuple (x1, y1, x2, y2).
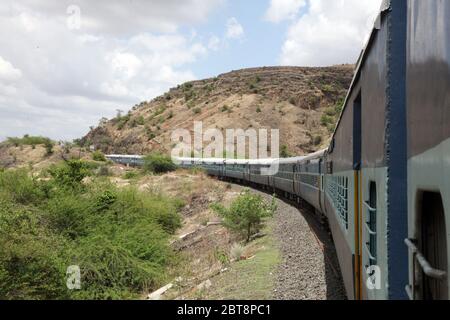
(363, 201, 377, 212)
(405, 239, 447, 280)
(364, 242, 377, 261)
(405, 285, 414, 300)
(364, 222, 377, 235)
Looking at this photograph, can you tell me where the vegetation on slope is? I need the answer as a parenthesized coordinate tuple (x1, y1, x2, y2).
(6, 135, 54, 156)
(81, 66, 354, 156)
(143, 153, 177, 174)
(0, 160, 183, 300)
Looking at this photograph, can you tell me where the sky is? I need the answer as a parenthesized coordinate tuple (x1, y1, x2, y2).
(0, 0, 382, 141)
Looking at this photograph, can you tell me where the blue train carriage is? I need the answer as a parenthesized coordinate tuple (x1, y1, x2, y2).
(199, 158, 225, 177)
(247, 159, 271, 188)
(272, 157, 298, 197)
(324, 0, 407, 300)
(223, 158, 249, 183)
(105, 154, 144, 167)
(177, 157, 204, 170)
(405, 0, 449, 300)
(296, 150, 326, 213)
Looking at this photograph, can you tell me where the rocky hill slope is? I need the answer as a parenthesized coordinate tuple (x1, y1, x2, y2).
(81, 65, 354, 156)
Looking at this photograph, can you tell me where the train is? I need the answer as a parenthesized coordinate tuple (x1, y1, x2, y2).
(107, 0, 449, 300)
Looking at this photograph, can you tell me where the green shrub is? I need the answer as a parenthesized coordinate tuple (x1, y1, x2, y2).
(95, 190, 117, 212)
(182, 83, 193, 91)
(0, 227, 69, 299)
(143, 153, 177, 174)
(0, 168, 183, 300)
(44, 140, 54, 156)
(7, 135, 53, 147)
(327, 123, 336, 134)
(280, 145, 291, 158)
(289, 97, 296, 105)
(320, 114, 334, 126)
(215, 248, 229, 265)
(48, 160, 90, 189)
(123, 171, 139, 180)
(321, 84, 336, 93)
(67, 231, 171, 300)
(212, 189, 276, 242)
(184, 90, 195, 101)
(0, 169, 44, 205)
(116, 114, 130, 130)
(147, 132, 156, 141)
(136, 116, 145, 126)
(45, 193, 90, 239)
(334, 98, 345, 115)
(325, 107, 336, 117)
(192, 107, 201, 114)
(153, 105, 167, 117)
(92, 151, 106, 162)
(313, 135, 323, 146)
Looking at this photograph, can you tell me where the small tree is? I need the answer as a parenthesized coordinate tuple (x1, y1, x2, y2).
(49, 160, 90, 189)
(92, 150, 106, 162)
(212, 190, 277, 242)
(280, 145, 291, 158)
(44, 140, 54, 156)
(143, 153, 177, 174)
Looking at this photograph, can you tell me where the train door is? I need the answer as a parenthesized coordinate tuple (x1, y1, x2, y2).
(409, 192, 448, 300)
(353, 92, 363, 300)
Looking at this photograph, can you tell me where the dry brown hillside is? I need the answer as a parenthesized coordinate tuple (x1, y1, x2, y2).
(0, 142, 91, 171)
(81, 65, 354, 156)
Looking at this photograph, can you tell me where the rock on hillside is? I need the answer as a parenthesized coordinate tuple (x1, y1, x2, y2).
(81, 66, 354, 156)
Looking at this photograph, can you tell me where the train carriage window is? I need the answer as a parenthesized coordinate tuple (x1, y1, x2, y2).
(326, 175, 348, 229)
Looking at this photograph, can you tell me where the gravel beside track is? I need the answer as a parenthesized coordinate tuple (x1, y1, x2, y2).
(257, 191, 347, 300)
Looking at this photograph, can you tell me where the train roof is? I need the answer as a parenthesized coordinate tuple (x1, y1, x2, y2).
(106, 154, 143, 159)
(175, 155, 322, 165)
(111, 149, 326, 166)
(298, 149, 327, 162)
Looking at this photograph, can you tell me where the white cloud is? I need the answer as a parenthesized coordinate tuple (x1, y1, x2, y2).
(0, 56, 22, 82)
(13, 0, 224, 35)
(0, 0, 222, 141)
(265, 0, 306, 23)
(208, 35, 221, 51)
(226, 17, 244, 39)
(278, 0, 383, 66)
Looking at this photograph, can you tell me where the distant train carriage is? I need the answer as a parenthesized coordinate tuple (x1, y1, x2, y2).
(223, 159, 248, 182)
(105, 155, 144, 167)
(272, 158, 296, 196)
(296, 151, 324, 212)
(247, 159, 269, 187)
